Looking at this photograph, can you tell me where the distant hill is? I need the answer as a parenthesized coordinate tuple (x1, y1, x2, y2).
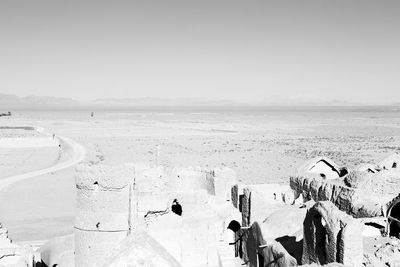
(94, 97, 246, 107)
(1, 93, 397, 110)
(0, 94, 247, 110)
(0, 94, 80, 109)
(256, 94, 366, 107)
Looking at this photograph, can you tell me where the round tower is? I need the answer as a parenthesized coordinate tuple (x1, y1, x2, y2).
(75, 163, 134, 267)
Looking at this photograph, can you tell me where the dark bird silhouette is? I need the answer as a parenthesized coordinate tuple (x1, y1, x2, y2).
(171, 199, 182, 216)
(227, 220, 241, 233)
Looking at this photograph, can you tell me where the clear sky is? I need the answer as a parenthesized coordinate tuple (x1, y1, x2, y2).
(0, 1, 399, 104)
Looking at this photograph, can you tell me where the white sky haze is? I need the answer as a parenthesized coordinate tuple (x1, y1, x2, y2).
(1, 1, 399, 104)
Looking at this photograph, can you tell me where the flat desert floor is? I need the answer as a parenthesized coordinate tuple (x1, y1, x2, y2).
(0, 107, 400, 241)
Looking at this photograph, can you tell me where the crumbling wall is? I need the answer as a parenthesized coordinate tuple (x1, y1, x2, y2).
(229, 182, 304, 266)
(205, 170, 216, 195)
(135, 166, 170, 220)
(297, 157, 341, 180)
(242, 188, 251, 227)
(234, 184, 292, 227)
(231, 184, 239, 208)
(248, 184, 291, 224)
(166, 167, 216, 215)
(75, 163, 134, 267)
(302, 201, 363, 267)
(213, 168, 237, 201)
(134, 166, 236, 216)
(74, 163, 238, 267)
(339, 221, 364, 266)
(239, 222, 297, 267)
(169, 167, 211, 193)
(290, 175, 383, 217)
(134, 165, 226, 266)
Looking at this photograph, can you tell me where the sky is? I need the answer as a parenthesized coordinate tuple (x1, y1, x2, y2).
(0, 1, 399, 104)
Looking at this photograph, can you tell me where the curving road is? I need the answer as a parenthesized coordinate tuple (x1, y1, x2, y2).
(0, 129, 86, 193)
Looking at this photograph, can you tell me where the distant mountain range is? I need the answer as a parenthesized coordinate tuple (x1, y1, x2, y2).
(94, 97, 244, 107)
(0, 93, 398, 110)
(0, 94, 246, 110)
(0, 94, 80, 109)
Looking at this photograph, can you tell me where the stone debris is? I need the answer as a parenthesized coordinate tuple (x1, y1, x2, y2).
(363, 239, 400, 267)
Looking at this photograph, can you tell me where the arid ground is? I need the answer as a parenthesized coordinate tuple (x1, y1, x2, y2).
(0, 107, 399, 241)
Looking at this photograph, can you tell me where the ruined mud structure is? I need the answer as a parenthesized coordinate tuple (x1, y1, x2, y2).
(66, 163, 238, 266)
(227, 153, 400, 266)
(2, 153, 400, 266)
(290, 155, 400, 225)
(302, 201, 363, 266)
(75, 164, 134, 267)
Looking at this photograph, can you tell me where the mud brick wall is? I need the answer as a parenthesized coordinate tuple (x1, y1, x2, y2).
(302, 201, 363, 267)
(241, 188, 251, 227)
(75, 164, 134, 267)
(231, 184, 239, 208)
(290, 175, 383, 218)
(239, 222, 297, 267)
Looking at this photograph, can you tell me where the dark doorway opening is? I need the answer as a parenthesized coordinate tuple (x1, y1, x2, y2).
(276, 235, 302, 264)
(257, 252, 264, 267)
(314, 214, 328, 264)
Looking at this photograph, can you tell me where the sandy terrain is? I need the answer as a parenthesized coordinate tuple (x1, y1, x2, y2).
(0, 108, 400, 241)
(0, 147, 61, 179)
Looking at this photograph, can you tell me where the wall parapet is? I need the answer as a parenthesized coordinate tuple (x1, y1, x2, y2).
(290, 175, 384, 218)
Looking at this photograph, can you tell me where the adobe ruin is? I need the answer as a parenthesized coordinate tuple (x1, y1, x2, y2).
(302, 201, 363, 266)
(40, 163, 239, 267)
(5, 152, 400, 266)
(297, 157, 344, 180)
(226, 153, 400, 266)
(74, 164, 134, 267)
(290, 155, 400, 219)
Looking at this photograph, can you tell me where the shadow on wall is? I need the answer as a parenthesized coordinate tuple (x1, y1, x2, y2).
(275, 235, 303, 264)
(228, 221, 298, 267)
(302, 201, 363, 266)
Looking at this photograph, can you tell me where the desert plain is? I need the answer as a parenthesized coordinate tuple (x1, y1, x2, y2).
(0, 107, 399, 242)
